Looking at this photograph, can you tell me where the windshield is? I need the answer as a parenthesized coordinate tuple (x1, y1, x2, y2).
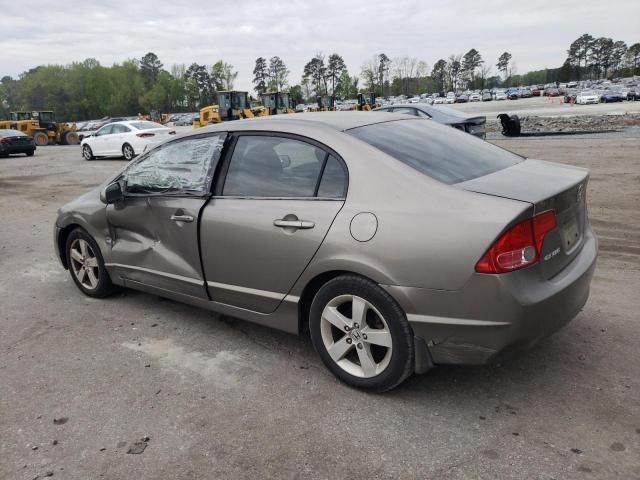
(347, 119, 522, 185)
(37, 112, 55, 122)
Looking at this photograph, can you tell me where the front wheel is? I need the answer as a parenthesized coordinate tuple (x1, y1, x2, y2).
(65, 228, 117, 298)
(122, 143, 135, 161)
(82, 144, 94, 160)
(309, 275, 415, 392)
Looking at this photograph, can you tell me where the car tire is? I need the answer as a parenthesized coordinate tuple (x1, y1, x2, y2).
(82, 144, 94, 160)
(122, 143, 135, 161)
(65, 228, 117, 298)
(309, 275, 415, 392)
(26, 151, 34, 157)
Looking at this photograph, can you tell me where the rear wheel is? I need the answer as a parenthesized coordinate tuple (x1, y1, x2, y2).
(82, 144, 94, 160)
(309, 275, 415, 392)
(122, 143, 135, 161)
(65, 228, 117, 298)
(33, 132, 48, 147)
(26, 151, 34, 157)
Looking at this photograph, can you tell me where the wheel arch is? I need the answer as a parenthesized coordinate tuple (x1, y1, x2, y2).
(57, 223, 82, 269)
(297, 269, 399, 336)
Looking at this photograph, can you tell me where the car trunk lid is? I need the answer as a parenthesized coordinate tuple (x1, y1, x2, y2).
(457, 159, 589, 278)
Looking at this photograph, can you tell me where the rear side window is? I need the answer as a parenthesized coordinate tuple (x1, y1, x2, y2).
(317, 155, 347, 198)
(224, 136, 325, 197)
(347, 119, 522, 184)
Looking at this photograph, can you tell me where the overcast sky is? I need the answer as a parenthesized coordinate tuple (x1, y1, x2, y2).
(1, 0, 639, 91)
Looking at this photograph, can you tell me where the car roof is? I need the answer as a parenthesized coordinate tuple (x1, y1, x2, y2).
(195, 111, 418, 134)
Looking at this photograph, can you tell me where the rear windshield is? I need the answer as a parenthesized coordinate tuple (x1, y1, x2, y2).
(347, 119, 522, 184)
(129, 121, 164, 130)
(0, 129, 26, 137)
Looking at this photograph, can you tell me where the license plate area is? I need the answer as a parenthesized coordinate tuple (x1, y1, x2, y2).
(561, 216, 580, 251)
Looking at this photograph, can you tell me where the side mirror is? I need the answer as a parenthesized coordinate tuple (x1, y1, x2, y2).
(100, 182, 124, 204)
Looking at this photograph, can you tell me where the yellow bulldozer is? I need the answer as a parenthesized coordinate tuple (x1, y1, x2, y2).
(261, 92, 295, 115)
(0, 111, 78, 146)
(193, 91, 267, 128)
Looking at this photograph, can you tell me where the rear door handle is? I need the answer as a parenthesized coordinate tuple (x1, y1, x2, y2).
(170, 214, 194, 223)
(274, 219, 315, 229)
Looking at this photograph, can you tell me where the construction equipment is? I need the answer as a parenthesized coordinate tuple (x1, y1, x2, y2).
(316, 95, 337, 111)
(0, 111, 78, 146)
(261, 92, 295, 115)
(353, 93, 378, 111)
(140, 110, 171, 124)
(193, 91, 266, 128)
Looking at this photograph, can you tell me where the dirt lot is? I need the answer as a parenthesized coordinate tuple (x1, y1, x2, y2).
(1, 129, 639, 479)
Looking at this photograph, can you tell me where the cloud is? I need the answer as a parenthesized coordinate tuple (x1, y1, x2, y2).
(1, 0, 638, 91)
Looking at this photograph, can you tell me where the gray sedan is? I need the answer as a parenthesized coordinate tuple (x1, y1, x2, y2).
(54, 112, 597, 391)
(374, 103, 487, 139)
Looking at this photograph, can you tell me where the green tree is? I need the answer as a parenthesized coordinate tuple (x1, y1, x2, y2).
(252, 57, 268, 95)
(462, 48, 483, 88)
(211, 61, 238, 91)
(431, 59, 448, 94)
(326, 53, 346, 95)
(303, 54, 327, 97)
(139, 52, 163, 87)
(496, 52, 512, 80)
(268, 56, 289, 91)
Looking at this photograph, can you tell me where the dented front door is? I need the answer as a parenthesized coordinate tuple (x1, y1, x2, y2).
(105, 196, 208, 298)
(102, 132, 227, 299)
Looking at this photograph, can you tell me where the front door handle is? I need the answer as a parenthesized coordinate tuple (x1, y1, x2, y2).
(170, 214, 194, 223)
(274, 219, 315, 229)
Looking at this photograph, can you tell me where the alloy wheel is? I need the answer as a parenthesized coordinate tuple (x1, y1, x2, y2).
(320, 295, 393, 378)
(123, 145, 134, 160)
(69, 238, 100, 290)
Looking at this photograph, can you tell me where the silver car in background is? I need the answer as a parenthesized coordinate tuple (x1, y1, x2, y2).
(54, 112, 597, 391)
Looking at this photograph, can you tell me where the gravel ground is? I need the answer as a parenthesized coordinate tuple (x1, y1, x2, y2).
(1, 126, 639, 479)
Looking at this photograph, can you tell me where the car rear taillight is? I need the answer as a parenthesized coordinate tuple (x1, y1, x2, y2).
(475, 210, 557, 274)
(0, 138, 8, 144)
(136, 132, 155, 138)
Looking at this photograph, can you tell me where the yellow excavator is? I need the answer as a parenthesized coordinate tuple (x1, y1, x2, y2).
(261, 92, 295, 115)
(0, 111, 78, 145)
(193, 91, 266, 128)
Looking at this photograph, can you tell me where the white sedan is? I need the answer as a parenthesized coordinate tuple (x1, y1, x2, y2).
(576, 91, 600, 105)
(81, 121, 175, 161)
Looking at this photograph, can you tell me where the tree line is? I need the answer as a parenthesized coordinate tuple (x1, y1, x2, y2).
(1, 34, 638, 121)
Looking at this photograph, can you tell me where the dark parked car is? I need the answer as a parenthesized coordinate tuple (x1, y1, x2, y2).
(54, 112, 596, 391)
(374, 104, 486, 139)
(545, 88, 561, 97)
(0, 129, 36, 157)
(456, 94, 469, 103)
(600, 91, 625, 103)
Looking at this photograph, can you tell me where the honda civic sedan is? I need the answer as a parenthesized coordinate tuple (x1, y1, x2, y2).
(54, 112, 597, 391)
(80, 120, 175, 161)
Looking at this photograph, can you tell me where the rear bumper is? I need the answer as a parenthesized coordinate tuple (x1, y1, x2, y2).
(384, 226, 598, 365)
(0, 144, 35, 154)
